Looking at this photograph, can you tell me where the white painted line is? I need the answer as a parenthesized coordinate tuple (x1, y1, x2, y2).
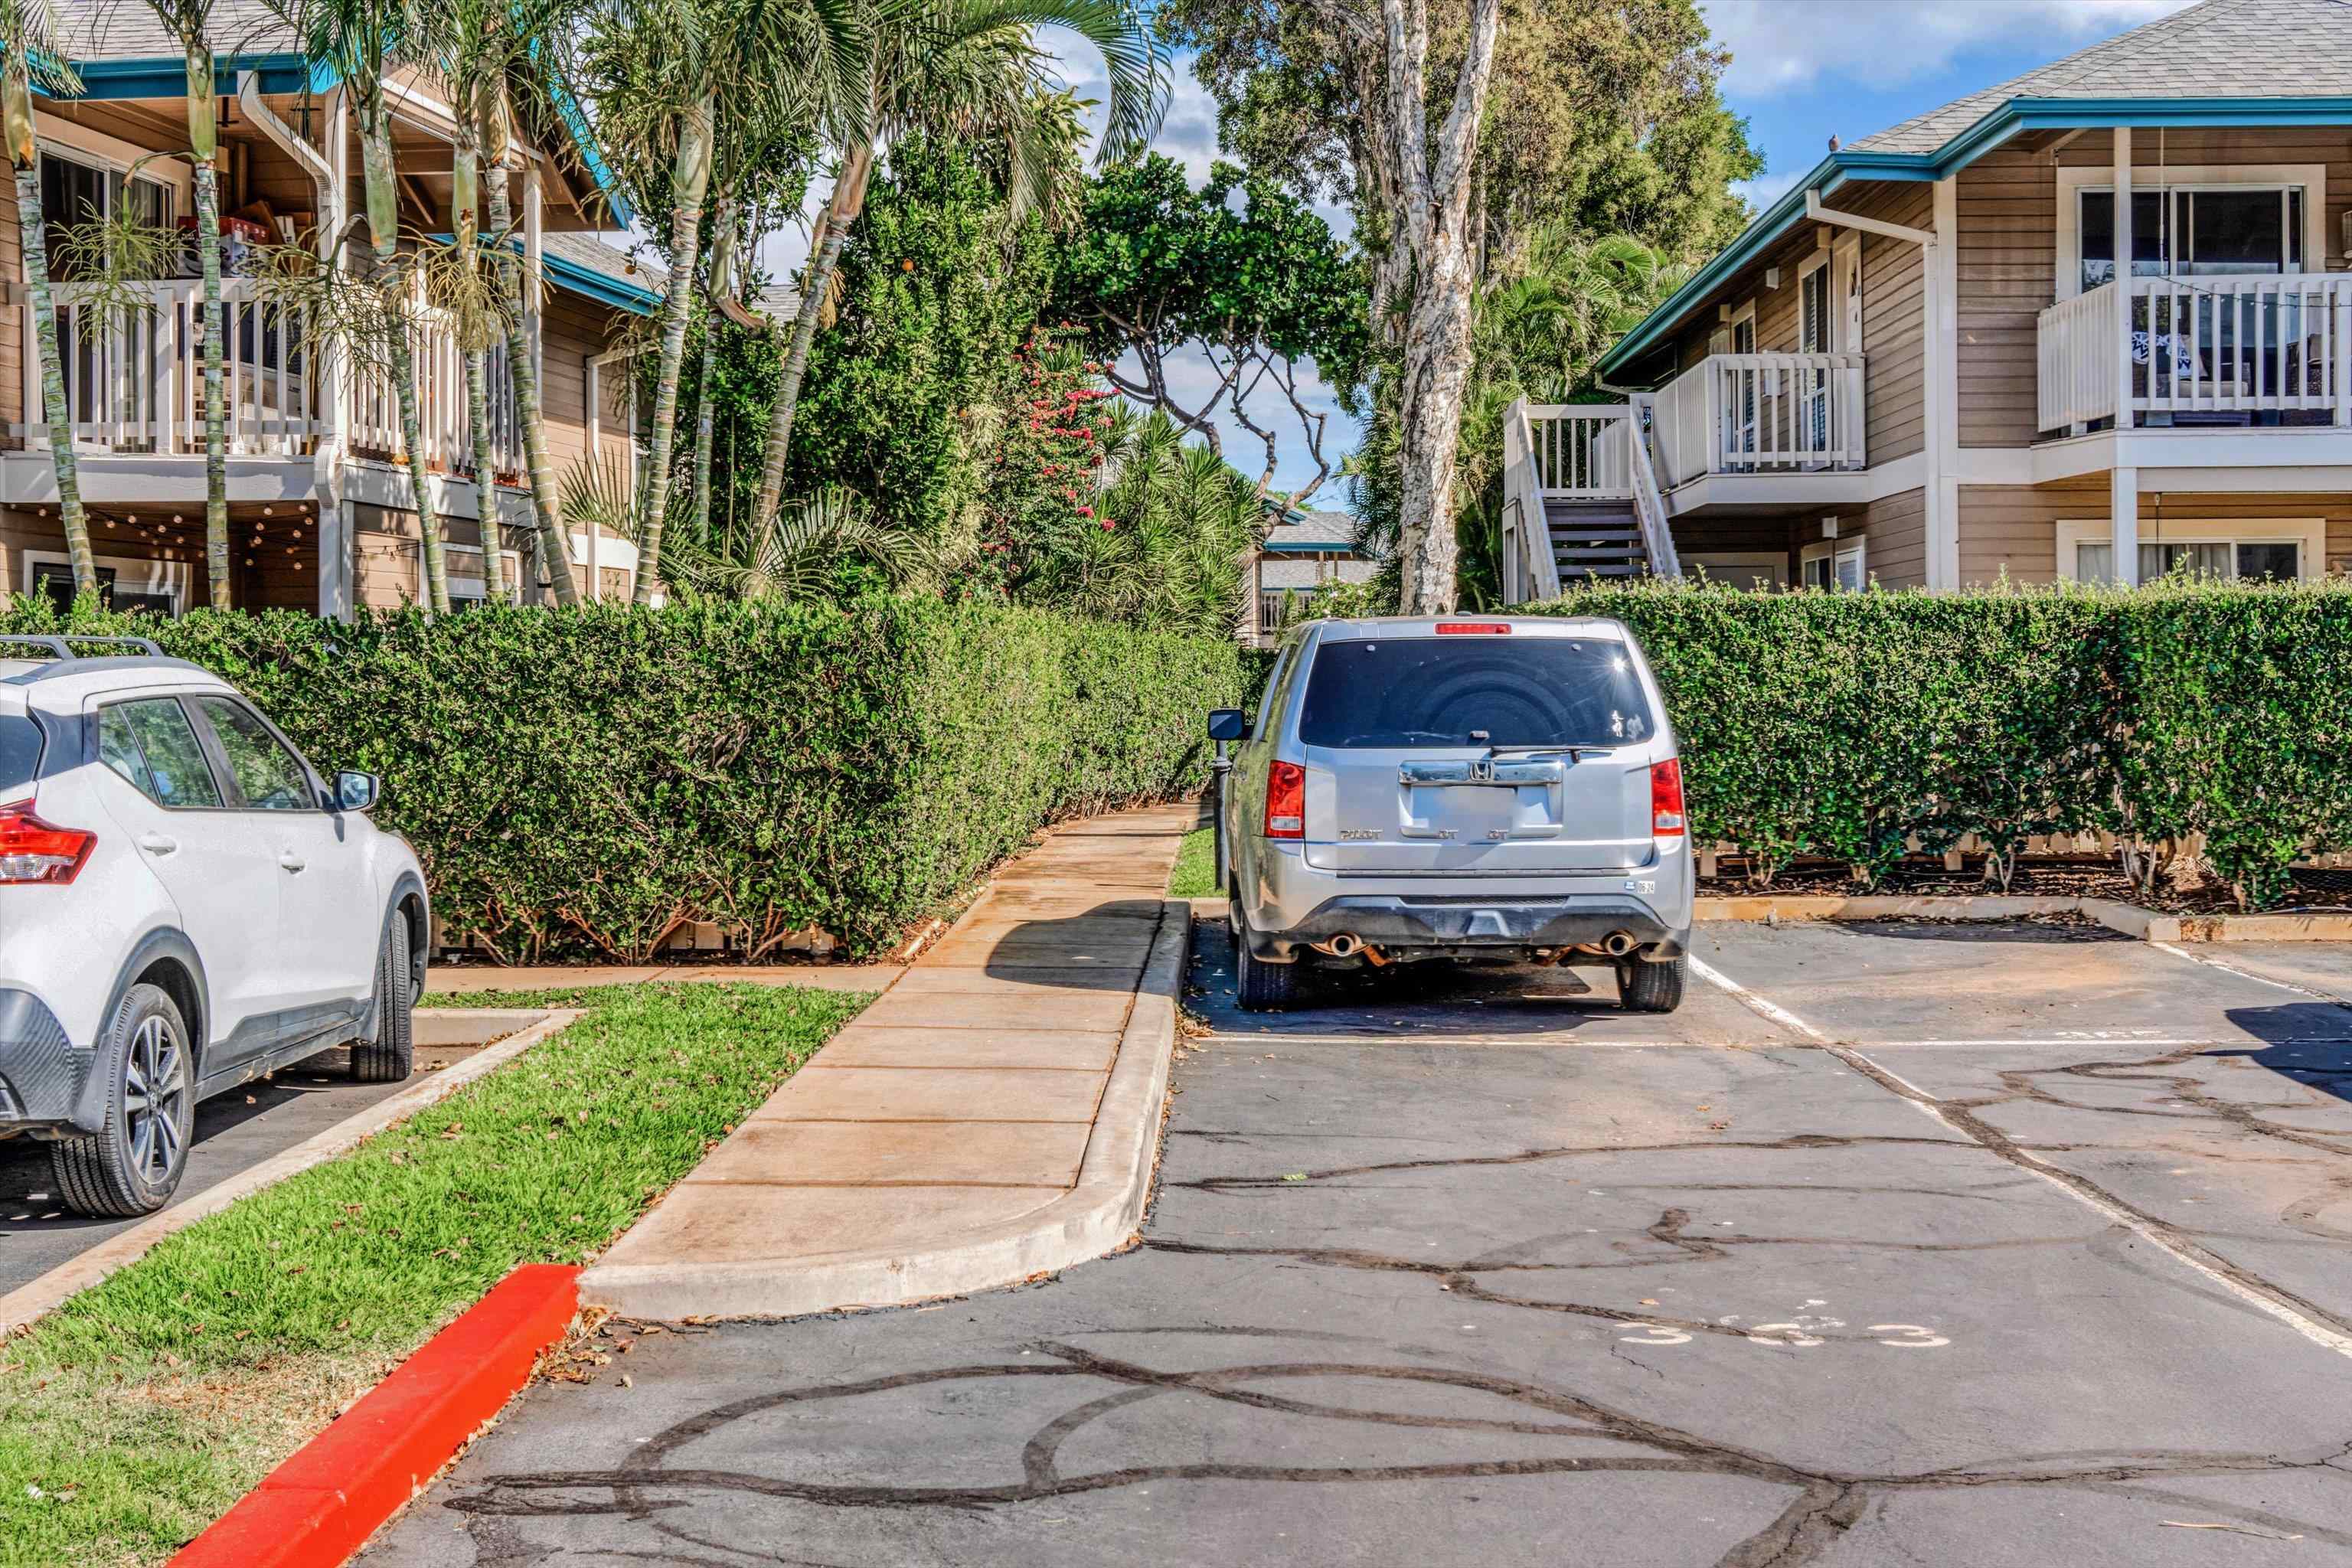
(1687, 958, 2352, 1362)
(1685, 955, 1828, 1042)
(2153, 940, 2352, 1010)
(1197, 1033, 1710, 1048)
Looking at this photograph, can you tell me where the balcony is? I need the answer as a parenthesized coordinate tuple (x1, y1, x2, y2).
(2038, 276, 2352, 432)
(18, 279, 521, 480)
(1648, 352, 1867, 490)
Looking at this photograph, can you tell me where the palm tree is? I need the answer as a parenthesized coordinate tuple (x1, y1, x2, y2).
(580, 0, 867, 603)
(441, 0, 584, 605)
(475, 90, 579, 603)
(2, 0, 97, 596)
(274, 0, 454, 612)
(749, 0, 1165, 526)
(136, 0, 237, 605)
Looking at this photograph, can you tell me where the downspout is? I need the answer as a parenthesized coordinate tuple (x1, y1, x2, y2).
(1806, 190, 1952, 590)
(240, 70, 352, 617)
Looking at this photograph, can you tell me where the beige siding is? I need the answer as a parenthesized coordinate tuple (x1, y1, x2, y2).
(1959, 127, 2352, 448)
(1862, 487, 1928, 587)
(1955, 483, 2352, 585)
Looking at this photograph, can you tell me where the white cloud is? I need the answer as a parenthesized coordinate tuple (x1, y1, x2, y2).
(1731, 168, 1805, 212)
(1702, 0, 2197, 98)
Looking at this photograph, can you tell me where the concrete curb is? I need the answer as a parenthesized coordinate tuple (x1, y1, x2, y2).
(166, 1264, 581, 1568)
(577, 900, 1189, 1321)
(1694, 893, 2352, 943)
(0, 1009, 577, 1341)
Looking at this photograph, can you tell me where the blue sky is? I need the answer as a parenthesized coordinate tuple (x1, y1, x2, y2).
(769, 1, 2200, 499)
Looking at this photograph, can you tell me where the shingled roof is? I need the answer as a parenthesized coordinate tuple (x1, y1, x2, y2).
(62, 0, 290, 60)
(1852, 0, 2352, 155)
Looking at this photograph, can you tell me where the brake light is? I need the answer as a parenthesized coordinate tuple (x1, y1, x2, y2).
(0, 801, 95, 885)
(1263, 760, 1305, 839)
(1436, 622, 1511, 635)
(1651, 758, 1686, 838)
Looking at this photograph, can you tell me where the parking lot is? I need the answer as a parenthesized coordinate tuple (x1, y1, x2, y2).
(370, 914, 2352, 1566)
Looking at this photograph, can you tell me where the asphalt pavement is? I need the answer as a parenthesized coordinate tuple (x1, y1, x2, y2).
(366, 915, 2352, 1567)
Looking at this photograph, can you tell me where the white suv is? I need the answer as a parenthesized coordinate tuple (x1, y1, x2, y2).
(0, 636, 427, 1217)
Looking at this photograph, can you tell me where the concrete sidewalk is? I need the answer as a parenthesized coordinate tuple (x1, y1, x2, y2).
(579, 801, 1200, 1321)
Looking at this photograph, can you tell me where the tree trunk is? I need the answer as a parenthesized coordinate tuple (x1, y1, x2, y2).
(1379, 0, 1501, 616)
(185, 46, 232, 608)
(6, 65, 95, 598)
(633, 96, 713, 603)
(688, 191, 737, 551)
(753, 143, 871, 528)
(455, 129, 505, 603)
(359, 109, 450, 614)
(1394, 247, 1478, 614)
(482, 100, 577, 605)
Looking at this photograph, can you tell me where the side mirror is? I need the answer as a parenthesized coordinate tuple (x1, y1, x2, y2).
(1207, 707, 1250, 743)
(335, 770, 381, 813)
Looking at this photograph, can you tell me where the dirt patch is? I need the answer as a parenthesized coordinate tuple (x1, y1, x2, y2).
(1699, 857, 2352, 916)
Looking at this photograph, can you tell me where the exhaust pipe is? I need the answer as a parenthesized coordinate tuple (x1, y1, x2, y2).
(1312, 933, 1362, 959)
(1601, 930, 1638, 957)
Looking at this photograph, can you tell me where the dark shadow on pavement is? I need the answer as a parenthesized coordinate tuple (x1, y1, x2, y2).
(2215, 1002, 2352, 1104)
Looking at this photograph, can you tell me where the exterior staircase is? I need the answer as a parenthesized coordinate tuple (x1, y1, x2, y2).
(1545, 499, 1651, 583)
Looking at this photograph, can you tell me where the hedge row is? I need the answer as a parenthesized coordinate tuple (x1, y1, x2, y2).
(1529, 579, 2352, 907)
(5, 599, 1244, 959)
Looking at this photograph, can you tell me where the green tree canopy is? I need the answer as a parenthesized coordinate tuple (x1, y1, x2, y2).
(1050, 153, 1367, 501)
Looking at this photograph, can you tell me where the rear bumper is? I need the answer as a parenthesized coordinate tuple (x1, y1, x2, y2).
(0, 987, 96, 1137)
(1245, 893, 1688, 962)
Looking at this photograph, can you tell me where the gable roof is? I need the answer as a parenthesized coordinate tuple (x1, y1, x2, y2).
(1854, 0, 2352, 154)
(1263, 509, 1361, 553)
(1597, 0, 2352, 380)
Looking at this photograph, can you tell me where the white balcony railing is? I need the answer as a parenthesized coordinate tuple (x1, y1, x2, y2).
(1648, 352, 1867, 491)
(2037, 274, 2352, 430)
(351, 306, 523, 480)
(22, 279, 321, 457)
(16, 279, 522, 482)
(1509, 401, 1681, 585)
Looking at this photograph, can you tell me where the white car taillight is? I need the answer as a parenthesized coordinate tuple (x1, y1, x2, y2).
(0, 800, 96, 884)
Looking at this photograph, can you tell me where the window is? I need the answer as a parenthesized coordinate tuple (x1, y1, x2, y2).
(2079, 185, 2305, 291)
(194, 697, 315, 811)
(0, 717, 42, 794)
(1801, 540, 1866, 592)
(2075, 539, 2302, 583)
(106, 699, 224, 809)
(1297, 637, 1655, 750)
(26, 554, 187, 616)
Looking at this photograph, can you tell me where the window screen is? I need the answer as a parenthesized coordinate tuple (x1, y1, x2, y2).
(1298, 637, 1654, 750)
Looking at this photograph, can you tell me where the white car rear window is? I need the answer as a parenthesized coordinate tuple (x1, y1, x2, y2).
(0, 715, 40, 792)
(1298, 637, 1654, 750)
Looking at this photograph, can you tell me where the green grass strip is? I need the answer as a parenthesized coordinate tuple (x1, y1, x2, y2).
(1168, 825, 1217, 898)
(0, 982, 867, 1567)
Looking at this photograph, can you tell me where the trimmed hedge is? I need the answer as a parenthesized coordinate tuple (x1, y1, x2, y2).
(1530, 579, 2352, 907)
(2, 598, 1243, 959)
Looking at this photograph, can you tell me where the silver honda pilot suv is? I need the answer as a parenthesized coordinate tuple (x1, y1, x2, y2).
(1210, 616, 1693, 1012)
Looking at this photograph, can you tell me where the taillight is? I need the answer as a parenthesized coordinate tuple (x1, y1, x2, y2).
(1436, 622, 1511, 635)
(0, 801, 95, 885)
(1263, 760, 1305, 839)
(1650, 758, 1686, 839)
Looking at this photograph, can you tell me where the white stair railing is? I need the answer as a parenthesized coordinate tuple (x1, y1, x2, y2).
(1503, 398, 1563, 601)
(1625, 394, 1681, 580)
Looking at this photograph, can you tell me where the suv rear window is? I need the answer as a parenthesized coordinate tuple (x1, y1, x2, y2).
(1297, 635, 1655, 750)
(0, 715, 41, 792)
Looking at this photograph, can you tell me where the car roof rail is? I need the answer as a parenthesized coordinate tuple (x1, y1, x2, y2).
(0, 634, 168, 661)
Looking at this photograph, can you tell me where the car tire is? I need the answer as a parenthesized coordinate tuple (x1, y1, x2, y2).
(52, 983, 194, 1218)
(1233, 921, 1299, 1011)
(351, 914, 415, 1083)
(1618, 954, 1686, 1014)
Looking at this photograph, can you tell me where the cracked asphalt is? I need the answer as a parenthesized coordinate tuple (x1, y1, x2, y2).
(365, 916, 2352, 1566)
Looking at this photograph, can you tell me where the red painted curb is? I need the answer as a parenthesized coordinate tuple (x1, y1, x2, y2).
(170, 1263, 581, 1568)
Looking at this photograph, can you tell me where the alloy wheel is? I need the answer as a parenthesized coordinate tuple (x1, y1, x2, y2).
(122, 1013, 188, 1185)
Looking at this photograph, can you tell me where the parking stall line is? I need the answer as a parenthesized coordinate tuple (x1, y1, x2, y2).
(1687, 951, 2352, 1363)
(2152, 939, 2352, 1008)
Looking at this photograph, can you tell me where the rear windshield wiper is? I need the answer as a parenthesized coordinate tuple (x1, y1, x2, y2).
(1485, 742, 1618, 759)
